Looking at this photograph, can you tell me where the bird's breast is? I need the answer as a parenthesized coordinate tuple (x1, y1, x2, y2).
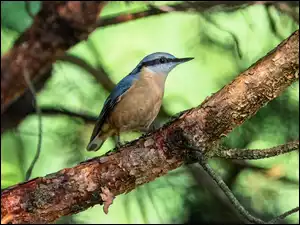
(109, 71, 166, 131)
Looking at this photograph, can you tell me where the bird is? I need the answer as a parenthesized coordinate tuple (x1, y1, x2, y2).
(86, 52, 194, 152)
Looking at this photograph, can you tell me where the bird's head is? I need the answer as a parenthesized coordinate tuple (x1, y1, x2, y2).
(131, 52, 194, 76)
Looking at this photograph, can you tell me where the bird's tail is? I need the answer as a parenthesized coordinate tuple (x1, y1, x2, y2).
(86, 136, 107, 152)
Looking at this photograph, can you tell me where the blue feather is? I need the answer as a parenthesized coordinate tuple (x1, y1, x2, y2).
(89, 72, 140, 142)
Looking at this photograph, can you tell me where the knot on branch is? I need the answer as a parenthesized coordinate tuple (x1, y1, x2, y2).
(166, 127, 209, 163)
(166, 127, 188, 150)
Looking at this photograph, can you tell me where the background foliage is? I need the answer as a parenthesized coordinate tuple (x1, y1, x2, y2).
(1, 1, 299, 223)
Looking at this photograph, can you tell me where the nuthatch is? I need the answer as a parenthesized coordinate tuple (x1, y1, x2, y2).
(86, 52, 194, 151)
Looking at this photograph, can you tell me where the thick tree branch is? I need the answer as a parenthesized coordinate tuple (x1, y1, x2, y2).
(1, 1, 108, 114)
(1, 30, 298, 224)
(214, 141, 299, 160)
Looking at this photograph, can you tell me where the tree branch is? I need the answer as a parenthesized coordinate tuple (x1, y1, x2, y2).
(214, 141, 299, 160)
(57, 54, 115, 91)
(1, 30, 298, 224)
(40, 107, 98, 123)
(1, 1, 108, 114)
(269, 207, 300, 224)
(97, 1, 297, 28)
(194, 154, 299, 224)
(97, 1, 257, 28)
(22, 70, 43, 182)
(198, 159, 265, 224)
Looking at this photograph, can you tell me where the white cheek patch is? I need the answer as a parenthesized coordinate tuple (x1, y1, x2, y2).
(146, 63, 174, 75)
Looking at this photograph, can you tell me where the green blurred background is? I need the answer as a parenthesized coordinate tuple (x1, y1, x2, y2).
(1, 1, 299, 224)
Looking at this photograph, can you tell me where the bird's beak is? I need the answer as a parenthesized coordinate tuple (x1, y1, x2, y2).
(175, 57, 194, 63)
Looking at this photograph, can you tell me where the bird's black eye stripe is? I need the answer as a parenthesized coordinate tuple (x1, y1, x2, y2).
(143, 57, 171, 66)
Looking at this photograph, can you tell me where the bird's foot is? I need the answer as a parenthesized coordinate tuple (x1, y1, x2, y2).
(114, 135, 122, 148)
(116, 142, 121, 149)
(143, 123, 159, 134)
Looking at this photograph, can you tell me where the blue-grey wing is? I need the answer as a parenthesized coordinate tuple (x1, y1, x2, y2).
(89, 74, 138, 142)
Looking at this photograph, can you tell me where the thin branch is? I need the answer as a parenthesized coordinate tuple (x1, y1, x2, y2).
(40, 107, 97, 123)
(269, 207, 299, 224)
(23, 70, 43, 182)
(198, 158, 265, 224)
(97, 1, 252, 28)
(187, 164, 244, 221)
(57, 54, 115, 91)
(197, 155, 299, 224)
(214, 141, 299, 160)
(1, 68, 52, 134)
(97, 1, 287, 28)
(97, 4, 167, 27)
(1, 30, 298, 224)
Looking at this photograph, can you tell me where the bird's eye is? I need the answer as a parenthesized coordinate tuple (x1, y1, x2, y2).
(159, 57, 167, 63)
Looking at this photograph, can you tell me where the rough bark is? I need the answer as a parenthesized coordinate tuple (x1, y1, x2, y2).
(1, 29, 298, 224)
(1, 1, 107, 114)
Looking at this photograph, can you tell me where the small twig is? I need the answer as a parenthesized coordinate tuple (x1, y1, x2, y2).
(199, 159, 299, 224)
(197, 155, 265, 224)
(189, 149, 299, 224)
(25, 1, 34, 19)
(23, 70, 43, 181)
(57, 54, 115, 91)
(97, 1, 265, 28)
(214, 141, 299, 160)
(40, 107, 97, 123)
(268, 206, 299, 223)
(97, 4, 169, 27)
